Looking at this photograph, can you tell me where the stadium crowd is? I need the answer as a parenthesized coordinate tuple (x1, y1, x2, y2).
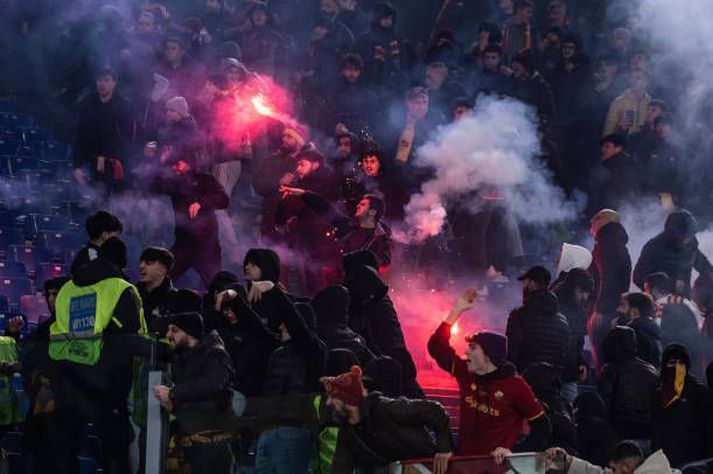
(0, 0, 712, 473)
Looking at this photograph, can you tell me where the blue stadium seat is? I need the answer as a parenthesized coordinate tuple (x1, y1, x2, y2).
(0, 227, 26, 247)
(0, 261, 27, 278)
(39, 230, 81, 256)
(35, 214, 70, 232)
(0, 277, 33, 304)
(0, 137, 19, 155)
(35, 262, 67, 286)
(0, 100, 19, 113)
(20, 127, 53, 145)
(8, 245, 50, 274)
(0, 113, 34, 129)
(35, 141, 71, 161)
(9, 156, 39, 174)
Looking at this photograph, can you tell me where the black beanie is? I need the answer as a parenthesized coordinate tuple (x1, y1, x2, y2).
(662, 343, 691, 369)
(466, 331, 508, 364)
(99, 237, 128, 269)
(168, 289, 203, 314)
(168, 312, 204, 340)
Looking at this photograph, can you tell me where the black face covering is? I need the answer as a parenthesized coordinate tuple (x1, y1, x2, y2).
(617, 310, 631, 324)
(328, 406, 351, 426)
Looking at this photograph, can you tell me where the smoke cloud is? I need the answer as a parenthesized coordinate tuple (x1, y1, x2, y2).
(396, 96, 581, 243)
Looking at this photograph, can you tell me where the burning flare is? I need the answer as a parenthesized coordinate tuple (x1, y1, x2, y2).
(251, 94, 273, 117)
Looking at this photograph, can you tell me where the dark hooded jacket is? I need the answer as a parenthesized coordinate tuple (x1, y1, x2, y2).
(311, 285, 375, 365)
(169, 331, 237, 435)
(262, 290, 327, 396)
(506, 289, 570, 374)
(523, 363, 576, 453)
(652, 346, 713, 468)
(243, 248, 308, 327)
(633, 213, 713, 295)
(202, 271, 239, 333)
(344, 265, 408, 357)
(217, 287, 280, 396)
(52, 258, 142, 416)
(626, 316, 661, 369)
(331, 393, 453, 473)
(573, 392, 619, 466)
(597, 326, 659, 439)
(590, 222, 631, 317)
(554, 283, 589, 383)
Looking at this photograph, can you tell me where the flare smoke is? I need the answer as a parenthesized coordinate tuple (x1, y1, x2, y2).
(397, 96, 580, 243)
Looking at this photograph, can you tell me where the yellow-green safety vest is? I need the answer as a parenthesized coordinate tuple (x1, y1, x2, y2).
(0, 336, 21, 425)
(49, 277, 147, 366)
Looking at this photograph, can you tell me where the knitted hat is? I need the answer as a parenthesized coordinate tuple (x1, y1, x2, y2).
(321, 365, 366, 406)
(167, 289, 203, 315)
(465, 331, 507, 364)
(282, 128, 306, 148)
(167, 311, 204, 340)
(99, 237, 128, 269)
(166, 96, 190, 118)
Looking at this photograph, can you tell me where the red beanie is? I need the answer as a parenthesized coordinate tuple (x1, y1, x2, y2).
(320, 366, 365, 406)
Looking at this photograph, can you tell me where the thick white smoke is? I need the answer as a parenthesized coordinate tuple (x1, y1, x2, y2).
(396, 96, 580, 243)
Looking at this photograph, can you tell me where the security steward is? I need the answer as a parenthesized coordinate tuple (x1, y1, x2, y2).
(50, 237, 147, 474)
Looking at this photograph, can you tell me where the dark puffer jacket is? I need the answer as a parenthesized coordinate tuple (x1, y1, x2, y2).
(597, 326, 659, 439)
(311, 285, 375, 365)
(590, 222, 631, 318)
(554, 286, 589, 383)
(573, 392, 619, 466)
(344, 265, 409, 357)
(633, 233, 713, 296)
(627, 317, 661, 369)
(170, 331, 237, 435)
(652, 374, 713, 468)
(262, 291, 327, 396)
(506, 289, 570, 374)
(332, 393, 453, 473)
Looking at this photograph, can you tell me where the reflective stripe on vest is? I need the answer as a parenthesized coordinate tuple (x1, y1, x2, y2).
(312, 395, 339, 474)
(50, 277, 147, 365)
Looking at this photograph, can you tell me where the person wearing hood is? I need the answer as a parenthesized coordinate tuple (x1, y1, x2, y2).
(427, 288, 551, 458)
(223, 282, 326, 473)
(553, 268, 594, 402)
(150, 149, 229, 288)
(551, 243, 593, 291)
(615, 292, 661, 369)
(150, 96, 207, 169)
(312, 285, 375, 365)
(215, 284, 280, 397)
(506, 266, 570, 374)
(572, 392, 619, 466)
(202, 271, 240, 332)
(545, 441, 679, 474)
(588, 209, 631, 368)
(634, 210, 713, 297)
(652, 343, 713, 468)
(137, 246, 177, 329)
(50, 237, 146, 474)
(597, 326, 659, 442)
(153, 311, 238, 474)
